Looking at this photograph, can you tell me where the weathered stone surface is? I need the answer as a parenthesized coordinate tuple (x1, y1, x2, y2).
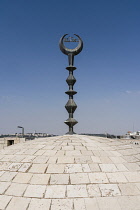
(28, 198, 51, 210)
(97, 197, 122, 210)
(24, 185, 46, 198)
(99, 184, 121, 196)
(51, 199, 73, 210)
(70, 173, 90, 184)
(118, 183, 140, 195)
(106, 172, 128, 183)
(0, 171, 17, 182)
(46, 164, 65, 173)
(67, 185, 88, 198)
(64, 164, 83, 173)
(57, 157, 74, 164)
(74, 198, 86, 210)
(0, 182, 11, 194)
(117, 195, 140, 210)
(6, 197, 30, 210)
(30, 174, 50, 185)
(99, 164, 118, 172)
(84, 198, 100, 210)
(50, 174, 69, 185)
(0, 135, 140, 209)
(5, 183, 27, 196)
(88, 172, 109, 183)
(28, 164, 47, 173)
(13, 172, 33, 183)
(0, 195, 12, 209)
(87, 184, 101, 197)
(45, 185, 66, 198)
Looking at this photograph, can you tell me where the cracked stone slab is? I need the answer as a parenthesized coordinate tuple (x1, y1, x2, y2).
(99, 184, 121, 197)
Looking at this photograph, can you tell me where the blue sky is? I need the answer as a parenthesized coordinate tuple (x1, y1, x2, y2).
(0, 0, 140, 135)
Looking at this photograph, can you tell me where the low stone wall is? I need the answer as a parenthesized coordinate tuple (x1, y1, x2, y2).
(0, 137, 26, 149)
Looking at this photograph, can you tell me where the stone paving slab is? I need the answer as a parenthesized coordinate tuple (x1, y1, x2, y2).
(0, 135, 140, 209)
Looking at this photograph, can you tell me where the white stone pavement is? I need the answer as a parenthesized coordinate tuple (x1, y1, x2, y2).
(0, 135, 140, 209)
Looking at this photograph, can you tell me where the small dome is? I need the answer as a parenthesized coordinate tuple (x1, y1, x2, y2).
(0, 135, 140, 210)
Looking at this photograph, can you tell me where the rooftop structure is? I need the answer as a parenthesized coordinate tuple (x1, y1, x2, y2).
(123, 131, 140, 140)
(0, 135, 140, 209)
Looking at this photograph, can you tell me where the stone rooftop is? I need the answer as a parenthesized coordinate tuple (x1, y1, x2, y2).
(0, 135, 140, 210)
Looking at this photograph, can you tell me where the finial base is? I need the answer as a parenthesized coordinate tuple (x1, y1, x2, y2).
(65, 131, 76, 135)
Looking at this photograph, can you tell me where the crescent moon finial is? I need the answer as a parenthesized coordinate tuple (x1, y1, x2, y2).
(59, 34, 83, 56)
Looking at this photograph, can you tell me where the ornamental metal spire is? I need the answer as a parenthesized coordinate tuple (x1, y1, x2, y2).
(59, 34, 83, 134)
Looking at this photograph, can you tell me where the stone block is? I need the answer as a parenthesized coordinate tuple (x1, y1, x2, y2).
(30, 174, 50, 185)
(0, 195, 12, 209)
(87, 184, 101, 197)
(13, 172, 33, 183)
(70, 173, 90, 184)
(88, 173, 109, 183)
(99, 184, 121, 197)
(51, 199, 73, 210)
(6, 197, 30, 210)
(64, 164, 83, 173)
(24, 184, 46, 198)
(67, 185, 88, 198)
(28, 198, 51, 210)
(45, 185, 66, 198)
(46, 164, 65, 173)
(29, 164, 47, 173)
(5, 183, 27, 196)
(50, 174, 69, 185)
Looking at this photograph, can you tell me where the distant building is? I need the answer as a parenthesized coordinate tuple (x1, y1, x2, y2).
(123, 131, 140, 139)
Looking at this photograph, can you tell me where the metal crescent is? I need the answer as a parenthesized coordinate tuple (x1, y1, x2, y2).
(59, 34, 83, 56)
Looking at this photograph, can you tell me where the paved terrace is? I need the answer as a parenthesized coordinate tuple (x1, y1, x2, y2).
(0, 135, 140, 210)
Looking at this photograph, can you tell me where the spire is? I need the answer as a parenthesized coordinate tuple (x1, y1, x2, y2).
(59, 34, 83, 134)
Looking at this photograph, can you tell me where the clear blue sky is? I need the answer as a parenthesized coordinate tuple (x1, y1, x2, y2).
(0, 0, 140, 135)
